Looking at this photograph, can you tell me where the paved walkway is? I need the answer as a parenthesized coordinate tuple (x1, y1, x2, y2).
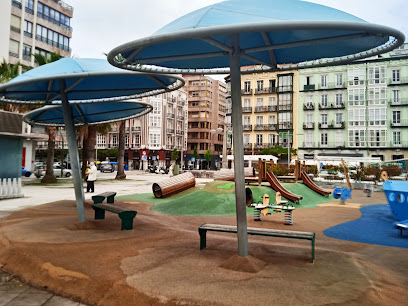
(0, 170, 211, 305)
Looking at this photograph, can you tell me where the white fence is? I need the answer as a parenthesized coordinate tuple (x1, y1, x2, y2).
(0, 178, 23, 199)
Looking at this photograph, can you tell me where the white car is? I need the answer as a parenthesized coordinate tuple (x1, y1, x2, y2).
(35, 165, 72, 178)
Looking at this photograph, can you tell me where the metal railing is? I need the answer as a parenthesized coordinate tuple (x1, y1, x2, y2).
(303, 103, 314, 110)
(244, 143, 252, 150)
(24, 31, 33, 38)
(242, 107, 252, 113)
(167, 128, 174, 134)
(25, 7, 34, 14)
(10, 25, 20, 33)
(52, 0, 74, 12)
(390, 121, 408, 128)
(389, 98, 408, 106)
(303, 123, 314, 129)
(241, 89, 252, 95)
(243, 124, 252, 131)
(37, 12, 73, 32)
(12, 0, 22, 9)
(35, 35, 72, 52)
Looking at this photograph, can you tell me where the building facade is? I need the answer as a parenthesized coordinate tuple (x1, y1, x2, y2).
(0, 0, 73, 66)
(235, 69, 298, 156)
(297, 44, 408, 162)
(95, 89, 188, 170)
(183, 75, 226, 169)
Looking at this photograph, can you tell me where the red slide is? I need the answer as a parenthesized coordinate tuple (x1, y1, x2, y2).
(300, 170, 331, 196)
(265, 171, 302, 203)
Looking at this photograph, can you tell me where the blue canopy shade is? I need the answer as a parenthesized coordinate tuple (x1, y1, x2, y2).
(0, 58, 184, 104)
(23, 100, 152, 126)
(108, 0, 405, 73)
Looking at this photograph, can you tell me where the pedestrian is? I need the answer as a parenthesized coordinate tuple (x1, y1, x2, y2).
(86, 162, 97, 193)
(169, 164, 174, 177)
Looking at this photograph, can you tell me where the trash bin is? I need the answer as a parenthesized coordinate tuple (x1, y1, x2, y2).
(125, 164, 129, 171)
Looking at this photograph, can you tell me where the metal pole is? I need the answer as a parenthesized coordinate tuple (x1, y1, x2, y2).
(288, 130, 290, 168)
(222, 128, 227, 169)
(229, 34, 249, 257)
(60, 80, 86, 222)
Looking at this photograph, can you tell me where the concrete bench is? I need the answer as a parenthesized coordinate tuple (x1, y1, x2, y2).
(198, 223, 315, 263)
(91, 192, 136, 230)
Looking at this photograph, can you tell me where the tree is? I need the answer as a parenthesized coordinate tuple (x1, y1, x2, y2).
(192, 146, 199, 169)
(204, 150, 211, 169)
(115, 121, 126, 180)
(259, 145, 297, 157)
(0, 60, 28, 112)
(33, 52, 62, 183)
(172, 148, 179, 163)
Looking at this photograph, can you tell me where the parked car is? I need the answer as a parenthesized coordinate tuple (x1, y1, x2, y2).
(100, 162, 114, 173)
(34, 165, 72, 178)
(21, 167, 32, 177)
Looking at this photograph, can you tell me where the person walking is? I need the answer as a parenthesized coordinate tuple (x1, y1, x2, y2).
(86, 162, 97, 193)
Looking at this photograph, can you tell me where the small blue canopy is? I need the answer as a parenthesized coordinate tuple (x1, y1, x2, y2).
(23, 101, 152, 126)
(0, 58, 184, 104)
(108, 0, 404, 73)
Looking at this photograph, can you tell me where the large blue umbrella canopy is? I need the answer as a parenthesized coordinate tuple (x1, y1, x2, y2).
(0, 58, 184, 104)
(108, 0, 404, 73)
(23, 100, 153, 126)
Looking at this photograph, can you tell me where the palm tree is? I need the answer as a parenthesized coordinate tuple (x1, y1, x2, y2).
(33, 52, 62, 183)
(0, 60, 24, 112)
(115, 120, 126, 180)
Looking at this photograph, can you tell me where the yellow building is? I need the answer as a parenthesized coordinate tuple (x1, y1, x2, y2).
(239, 69, 299, 155)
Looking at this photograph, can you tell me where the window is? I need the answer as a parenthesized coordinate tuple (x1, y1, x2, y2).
(368, 87, 386, 105)
(269, 79, 276, 89)
(278, 112, 292, 129)
(111, 134, 118, 147)
(24, 20, 32, 35)
(305, 132, 314, 147)
(256, 116, 263, 125)
(244, 116, 251, 125)
(256, 98, 263, 107)
(335, 94, 343, 106)
(320, 75, 327, 88)
(22, 45, 31, 60)
(348, 89, 365, 106)
(392, 90, 400, 104)
(279, 75, 293, 92)
(368, 108, 386, 126)
(349, 130, 366, 147)
(321, 114, 328, 126)
(37, 2, 43, 13)
(268, 97, 276, 106)
(25, 0, 34, 10)
(348, 108, 366, 126)
(348, 67, 365, 86)
(268, 115, 276, 124)
(320, 133, 328, 146)
(335, 132, 343, 147)
(244, 134, 250, 145)
(244, 81, 251, 92)
(321, 95, 328, 107)
(335, 113, 343, 126)
(257, 80, 264, 91)
(393, 131, 401, 145)
(10, 15, 21, 32)
(279, 93, 292, 110)
(392, 69, 400, 83)
(368, 66, 386, 84)
(243, 98, 250, 108)
(336, 74, 343, 87)
(150, 116, 160, 127)
(305, 95, 313, 108)
(305, 114, 313, 125)
(306, 76, 313, 85)
(268, 134, 275, 146)
(256, 134, 263, 145)
(368, 130, 386, 147)
(149, 133, 160, 147)
(393, 111, 401, 125)
(9, 40, 19, 57)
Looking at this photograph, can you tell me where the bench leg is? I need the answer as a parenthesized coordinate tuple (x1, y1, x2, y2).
(93, 207, 105, 220)
(119, 211, 137, 230)
(106, 195, 115, 204)
(311, 237, 315, 263)
(199, 229, 207, 250)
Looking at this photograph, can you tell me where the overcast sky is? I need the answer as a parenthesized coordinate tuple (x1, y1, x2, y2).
(68, 0, 408, 60)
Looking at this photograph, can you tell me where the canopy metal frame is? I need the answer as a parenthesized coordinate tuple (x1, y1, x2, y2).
(108, 19, 404, 258)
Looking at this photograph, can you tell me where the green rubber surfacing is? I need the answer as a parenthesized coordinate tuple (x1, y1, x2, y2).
(117, 182, 334, 217)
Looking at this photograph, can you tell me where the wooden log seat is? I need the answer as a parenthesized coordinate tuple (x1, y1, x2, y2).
(152, 172, 196, 198)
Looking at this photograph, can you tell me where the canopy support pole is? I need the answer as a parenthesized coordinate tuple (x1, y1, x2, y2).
(60, 80, 86, 222)
(229, 34, 248, 257)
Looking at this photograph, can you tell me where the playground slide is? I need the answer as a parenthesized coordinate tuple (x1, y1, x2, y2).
(265, 171, 302, 203)
(300, 170, 331, 196)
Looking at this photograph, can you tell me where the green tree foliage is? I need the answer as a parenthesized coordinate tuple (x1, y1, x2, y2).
(259, 145, 297, 157)
(172, 148, 179, 163)
(204, 150, 211, 169)
(192, 146, 199, 160)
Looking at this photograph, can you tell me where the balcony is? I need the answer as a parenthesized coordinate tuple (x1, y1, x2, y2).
(167, 128, 175, 134)
(35, 35, 72, 52)
(131, 127, 141, 132)
(389, 99, 408, 107)
(390, 141, 408, 147)
(389, 77, 408, 85)
(254, 87, 278, 95)
(318, 103, 331, 110)
(254, 106, 266, 113)
(176, 130, 184, 136)
(241, 89, 252, 95)
(166, 113, 175, 119)
(267, 105, 277, 112)
(331, 102, 345, 109)
(318, 122, 345, 129)
(254, 143, 268, 150)
(278, 123, 293, 130)
(390, 121, 408, 128)
(303, 84, 315, 91)
(242, 107, 252, 113)
(303, 123, 314, 130)
(278, 104, 292, 111)
(24, 31, 33, 38)
(303, 103, 314, 111)
(244, 143, 252, 150)
(10, 25, 20, 33)
(302, 142, 316, 148)
(254, 124, 268, 131)
(9, 51, 18, 58)
(177, 115, 184, 121)
(37, 12, 73, 32)
(51, 0, 74, 12)
(25, 7, 34, 14)
(178, 100, 186, 106)
(243, 125, 252, 131)
(12, 0, 22, 9)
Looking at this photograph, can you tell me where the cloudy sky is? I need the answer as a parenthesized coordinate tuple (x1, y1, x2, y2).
(68, 0, 407, 59)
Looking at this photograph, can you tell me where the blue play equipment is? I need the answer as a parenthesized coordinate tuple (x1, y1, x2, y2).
(384, 180, 408, 236)
(333, 187, 352, 201)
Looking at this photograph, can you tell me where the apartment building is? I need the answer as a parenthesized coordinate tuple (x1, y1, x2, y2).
(0, 0, 73, 66)
(94, 89, 188, 170)
(233, 69, 298, 155)
(297, 44, 408, 162)
(183, 75, 226, 169)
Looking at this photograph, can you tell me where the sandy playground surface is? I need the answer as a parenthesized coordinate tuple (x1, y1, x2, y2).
(0, 190, 407, 305)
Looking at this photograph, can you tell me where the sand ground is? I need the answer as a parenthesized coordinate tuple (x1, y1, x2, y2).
(0, 189, 407, 306)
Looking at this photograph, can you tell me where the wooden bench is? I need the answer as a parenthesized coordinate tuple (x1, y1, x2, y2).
(91, 192, 137, 230)
(198, 223, 315, 263)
